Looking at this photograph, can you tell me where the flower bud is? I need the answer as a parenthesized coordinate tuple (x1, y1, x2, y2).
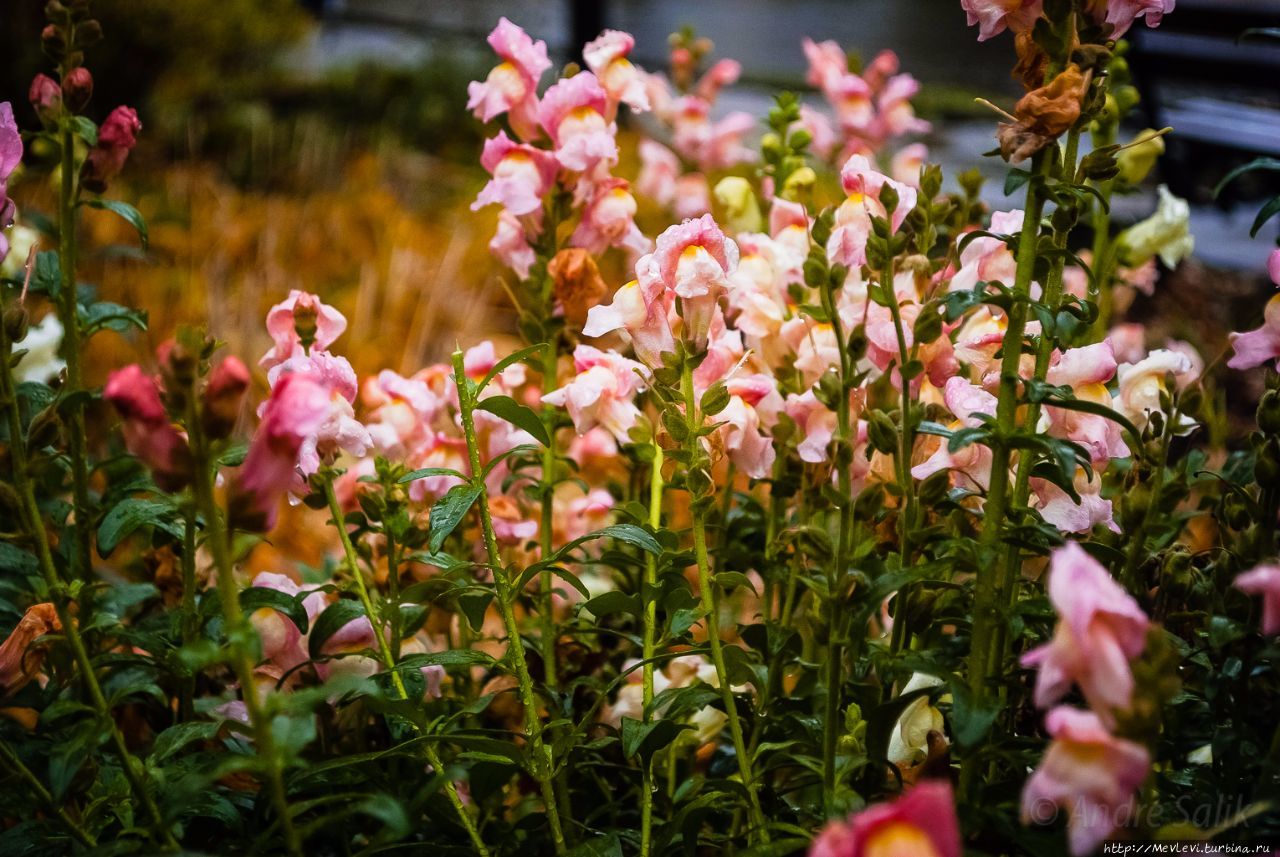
(1116, 129, 1165, 186)
(3, 305, 29, 344)
(202, 356, 250, 440)
(1258, 390, 1280, 436)
(781, 165, 816, 202)
(41, 24, 66, 57)
(80, 105, 141, 194)
(28, 74, 62, 126)
(61, 67, 93, 113)
(74, 19, 103, 49)
(712, 176, 762, 234)
(293, 301, 319, 352)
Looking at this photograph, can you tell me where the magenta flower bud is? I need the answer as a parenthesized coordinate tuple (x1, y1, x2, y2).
(104, 364, 192, 491)
(80, 104, 140, 193)
(61, 67, 93, 113)
(28, 74, 62, 126)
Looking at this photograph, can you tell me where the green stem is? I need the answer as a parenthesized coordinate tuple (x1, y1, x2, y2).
(994, 124, 1084, 682)
(188, 417, 301, 857)
(321, 478, 489, 857)
(0, 737, 97, 848)
(1121, 404, 1177, 592)
(679, 359, 769, 843)
(961, 148, 1052, 798)
(884, 255, 919, 670)
(56, 115, 92, 582)
(1089, 122, 1119, 338)
(539, 344, 561, 689)
(179, 508, 198, 722)
(453, 351, 566, 855)
(640, 439, 664, 857)
(1, 296, 174, 847)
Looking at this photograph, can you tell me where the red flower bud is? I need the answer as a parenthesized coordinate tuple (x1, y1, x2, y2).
(80, 105, 141, 193)
(62, 67, 93, 113)
(28, 74, 62, 126)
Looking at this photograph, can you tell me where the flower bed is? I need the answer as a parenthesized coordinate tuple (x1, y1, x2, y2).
(2, 1, 1279, 855)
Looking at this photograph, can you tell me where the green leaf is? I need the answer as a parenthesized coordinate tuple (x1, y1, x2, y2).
(0, 542, 38, 575)
(308, 599, 367, 660)
(149, 720, 221, 763)
(583, 590, 640, 617)
(398, 466, 467, 485)
(1213, 158, 1280, 198)
(79, 300, 148, 336)
(97, 497, 184, 556)
(560, 523, 661, 558)
(29, 251, 61, 298)
(428, 482, 483, 553)
(1004, 167, 1032, 196)
(478, 343, 548, 394)
(948, 677, 1000, 749)
(240, 585, 311, 635)
(70, 115, 98, 146)
(621, 717, 692, 762)
(475, 395, 551, 447)
(456, 591, 494, 631)
(82, 199, 149, 250)
(396, 649, 497, 670)
(1250, 195, 1280, 238)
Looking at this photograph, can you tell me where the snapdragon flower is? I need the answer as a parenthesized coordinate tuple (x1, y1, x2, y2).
(466, 18, 551, 141)
(827, 155, 918, 270)
(810, 780, 961, 857)
(104, 364, 191, 490)
(0, 102, 23, 262)
(537, 72, 619, 174)
(261, 290, 348, 369)
(542, 345, 648, 444)
(1235, 564, 1280, 636)
(1021, 541, 1150, 719)
(582, 30, 651, 116)
(960, 0, 1044, 41)
(472, 131, 560, 216)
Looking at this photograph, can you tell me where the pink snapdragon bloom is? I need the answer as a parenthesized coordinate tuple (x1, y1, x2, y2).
(104, 364, 190, 490)
(538, 73, 618, 173)
(1044, 342, 1130, 468)
(28, 75, 62, 125)
(583, 270, 675, 367)
(473, 131, 560, 216)
(1235, 564, 1280, 636)
(1021, 541, 1150, 717)
(1, 102, 24, 259)
(891, 143, 929, 187)
(1032, 474, 1120, 534)
(671, 97, 755, 171)
(571, 178, 651, 255)
(248, 572, 327, 680)
(673, 172, 712, 219)
(718, 374, 783, 479)
(652, 214, 740, 350)
(406, 432, 469, 504)
(583, 30, 650, 114)
(238, 373, 332, 529)
(1228, 294, 1280, 372)
(809, 780, 961, 857)
(1114, 348, 1196, 431)
(912, 376, 997, 492)
(802, 38, 849, 95)
(864, 272, 958, 389)
(828, 155, 918, 269)
(466, 18, 551, 140)
(636, 139, 680, 207)
(491, 210, 537, 279)
(786, 390, 839, 464)
(261, 290, 348, 369)
(797, 104, 839, 161)
(1091, 0, 1176, 38)
(694, 59, 742, 103)
(1021, 706, 1150, 856)
(949, 210, 1024, 294)
(542, 345, 648, 444)
(81, 106, 141, 192)
(363, 369, 441, 456)
(1269, 248, 1280, 286)
(873, 75, 931, 143)
(961, 0, 1045, 41)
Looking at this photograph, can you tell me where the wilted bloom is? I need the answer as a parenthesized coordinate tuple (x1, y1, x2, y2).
(538, 73, 618, 173)
(582, 30, 650, 114)
(1235, 564, 1280, 636)
(961, 0, 1044, 40)
(1118, 185, 1194, 269)
(0, 603, 61, 695)
(104, 364, 191, 490)
(466, 18, 551, 140)
(1021, 706, 1150, 856)
(1227, 294, 1280, 372)
(998, 65, 1088, 164)
(1021, 541, 1150, 718)
(12, 313, 65, 384)
(81, 105, 141, 193)
(542, 345, 648, 443)
(262, 290, 347, 368)
(809, 780, 961, 857)
(571, 178, 650, 255)
(236, 373, 332, 529)
(472, 131, 560, 216)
